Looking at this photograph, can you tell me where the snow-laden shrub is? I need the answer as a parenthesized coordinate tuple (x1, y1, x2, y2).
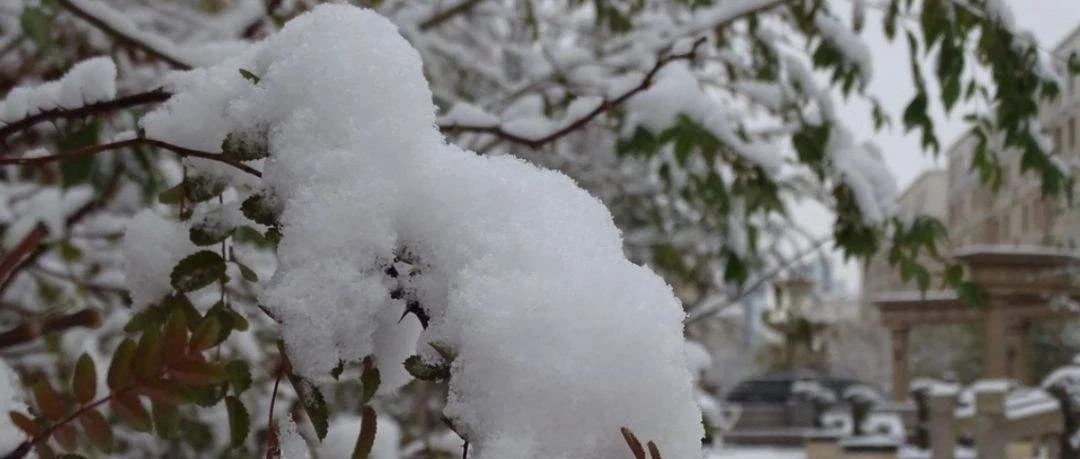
(140, 6, 702, 458)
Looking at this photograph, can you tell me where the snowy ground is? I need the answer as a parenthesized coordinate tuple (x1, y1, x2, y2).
(709, 447, 805, 458)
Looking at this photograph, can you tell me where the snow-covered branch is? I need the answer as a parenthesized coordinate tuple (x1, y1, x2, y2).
(439, 37, 707, 149)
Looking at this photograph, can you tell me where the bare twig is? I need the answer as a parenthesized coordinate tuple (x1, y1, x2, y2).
(0, 88, 171, 144)
(0, 224, 48, 295)
(419, 0, 486, 31)
(0, 137, 262, 177)
(56, 0, 191, 70)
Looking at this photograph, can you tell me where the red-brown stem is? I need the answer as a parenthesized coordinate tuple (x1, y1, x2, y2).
(0, 137, 262, 177)
(2, 385, 137, 459)
(0, 224, 47, 294)
(265, 365, 284, 459)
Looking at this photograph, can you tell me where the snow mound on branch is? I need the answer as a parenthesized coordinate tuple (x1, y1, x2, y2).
(141, 5, 703, 459)
(0, 56, 115, 124)
(121, 210, 197, 307)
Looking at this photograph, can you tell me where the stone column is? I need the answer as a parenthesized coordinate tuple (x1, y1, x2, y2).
(984, 303, 1007, 379)
(928, 387, 958, 459)
(890, 327, 909, 402)
(974, 381, 1008, 459)
(1006, 320, 1031, 385)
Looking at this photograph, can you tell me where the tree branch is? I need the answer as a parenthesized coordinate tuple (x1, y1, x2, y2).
(0, 137, 262, 177)
(419, 0, 486, 31)
(56, 0, 191, 70)
(439, 37, 708, 149)
(0, 309, 103, 350)
(0, 225, 48, 295)
(0, 88, 171, 144)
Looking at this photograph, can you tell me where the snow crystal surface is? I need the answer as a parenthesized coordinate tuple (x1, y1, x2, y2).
(121, 210, 196, 306)
(142, 5, 703, 458)
(0, 57, 115, 124)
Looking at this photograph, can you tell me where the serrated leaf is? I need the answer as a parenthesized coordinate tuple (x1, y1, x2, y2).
(287, 374, 328, 440)
(351, 406, 377, 459)
(80, 409, 112, 452)
(360, 365, 380, 404)
(184, 175, 227, 203)
(169, 360, 227, 386)
(170, 251, 226, 292)
(138, 379, 188, 406)
(225, 360, 252, 395)
(53, 424, 77, 452)
(152, 402, 180, 439)
(112, 392, 152, 432)
(189, 316, 221, 352)
(32, 379, 65, 421)
(403, 355, 449, 381)
(10, 411, 40, 436)
(72, 354, 96, 404)
(225, 396, 250, 448)
(240, 193, 280, 227)
(221, 131, 269, 161)
(158, 182, 185, 204)
(163, 309, 188, 362)
(134, 328, 164, 380)
(236, 261, 258, 282)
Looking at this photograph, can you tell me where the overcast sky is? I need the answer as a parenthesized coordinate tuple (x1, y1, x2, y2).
(840, 0, 1080, 190)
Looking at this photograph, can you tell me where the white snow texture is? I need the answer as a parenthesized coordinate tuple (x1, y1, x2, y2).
(141, 5, 703, 459)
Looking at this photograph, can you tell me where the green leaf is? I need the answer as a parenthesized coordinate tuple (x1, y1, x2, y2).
(189, 315, 221, 352)
(169, 360, 227, 386)
(112, 392, 152, 432)
(72, 354, 96, 404)
(240, 193, 280, 227)
(20, 6, 52, 50)
(134, 328, 164, 380)
(360, 365, 380, 404)
(58, 122, 102, 187)
(225, 360, 252, 395)
(107, 338, 137, 389)
(184, 176, 226, 202)
(225, 396, 250, 448)
(152, 402, 180, 439)
(287, 375, 329, 440)
(403, 355, 449, 381)
(170, 251, 227, 292)
(238, 68, 260, 84)
(158, 182, 185, 204)
(80, 409, 112, 452)
(189, 208, 236, 246)
(351, 406, 377, 459)
(221, 131, 269, 161)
